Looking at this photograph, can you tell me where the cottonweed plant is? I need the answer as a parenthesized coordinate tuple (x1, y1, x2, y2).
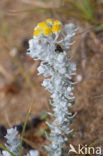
(28, 19, 77, 156)
(0, 128, 34, 156)
(1, 128, 20, 156)
(0, 110, 31, 156)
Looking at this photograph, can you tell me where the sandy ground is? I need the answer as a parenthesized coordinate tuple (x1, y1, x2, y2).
(1, 0, 103, 155)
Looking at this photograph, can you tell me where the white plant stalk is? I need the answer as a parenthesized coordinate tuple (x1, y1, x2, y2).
(2, 128, 20, 156)
(28, 19, 77, 156)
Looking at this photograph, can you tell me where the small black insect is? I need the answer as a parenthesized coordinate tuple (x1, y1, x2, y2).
(13, 124, 23, 133)
(55, 44, 63, 53)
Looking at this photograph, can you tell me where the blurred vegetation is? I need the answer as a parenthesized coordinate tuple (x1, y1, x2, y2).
(65, 0, 103, 30)
(66, 0, 95, 22)
(40, 111, 48, 121)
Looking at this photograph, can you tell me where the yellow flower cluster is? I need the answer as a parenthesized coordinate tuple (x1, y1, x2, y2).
(33, 19, 62, 37)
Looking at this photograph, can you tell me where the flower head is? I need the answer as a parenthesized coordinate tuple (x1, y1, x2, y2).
(52, 24, 61, 34)
(46, 18, 53, 24)
(33, 19, 63, 38)
(33, 27, 42, 37)
(37, 21, 48, 29)
(43, 26, 52, 36)
(53, 20, 61, 25)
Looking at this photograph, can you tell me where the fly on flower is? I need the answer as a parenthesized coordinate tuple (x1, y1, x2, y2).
(55, 44, 63, 53)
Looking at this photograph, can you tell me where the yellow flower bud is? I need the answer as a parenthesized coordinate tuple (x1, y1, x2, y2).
(46, 18, 53, 24)
(53, 20, 61, 25)
(43, 26, 52, 36)
(33, 28, 42, 37)
(37, 22, 48, 29)
(52, 24, 61, 33)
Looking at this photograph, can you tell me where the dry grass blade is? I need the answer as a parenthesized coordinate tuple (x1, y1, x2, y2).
(0, 66, 13, 82)
(89, 31, 103, 53)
